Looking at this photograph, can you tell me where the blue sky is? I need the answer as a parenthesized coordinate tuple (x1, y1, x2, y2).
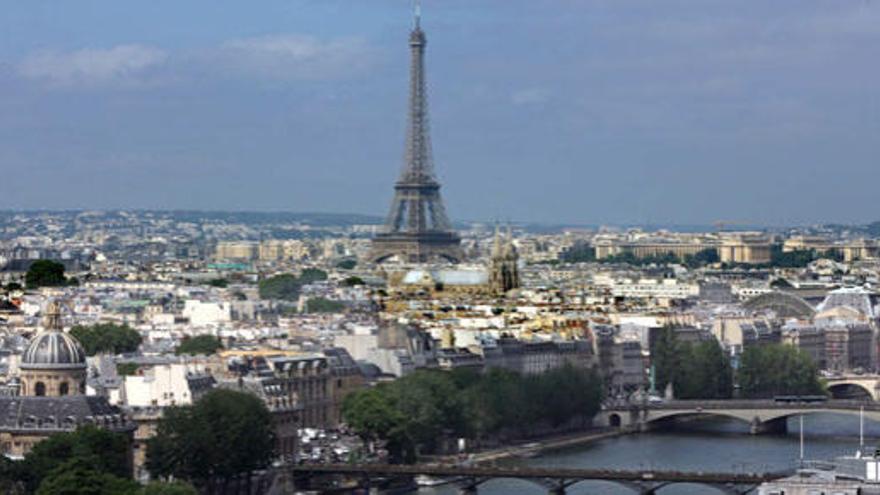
(0, 0, 878, 226)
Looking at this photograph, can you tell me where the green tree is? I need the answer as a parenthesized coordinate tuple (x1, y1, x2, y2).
(116, 362, 140, 376)
(70, 323, 142, 356)
(342, 387, 413, 462)
(4, 282, 23, 292)
(599, 251, 682, 266)
(342, 276, 365, 287)
(336, 259, 357, 270)
(21, 426, 131, 493)
(768, 246, 817, 268)
(36, 459, 138, 495)
(205, 279, 228, 288)
(146, 389, 275, 494)
(561, 243, 596, 263)
(304, 297, 345, 313)
(677, 340, 733, 399)
(175, 335, 222, 356)
(684, 248, 720, 268)
(461, 368, 529, 436)
(738, 344, 825, 398)
(140, 481, 199, 495)
(342, 367, 603, 461)
(25, 260, 68, 289)
(0, 455, 25, 494)
(258, 274, 301, 300)
(298, 268, 328, 284)
(651, 326, 683, 393)
(651, 328, 732, 399)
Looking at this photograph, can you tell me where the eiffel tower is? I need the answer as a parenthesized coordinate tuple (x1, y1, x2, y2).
(369, 5, 463, 264)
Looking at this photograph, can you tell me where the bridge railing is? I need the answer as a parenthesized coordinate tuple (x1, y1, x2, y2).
(605, 399, 880, 411)
(290, 463, 787, 484)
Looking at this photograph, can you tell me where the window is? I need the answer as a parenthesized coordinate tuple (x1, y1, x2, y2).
(59, 382, 69, 396)
(35, 382, 46, 397)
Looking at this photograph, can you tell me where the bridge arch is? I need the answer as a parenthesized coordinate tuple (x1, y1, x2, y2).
(563, 479, 744, 495)
(563, 479, 645, 493)
(608, 413, 623, 428)
(640, 407, 880, 434)
(644, 410, 764, 427)
(742, 291, 815, 318)
(649, 481, 745, 494)
(827, 381, 879, 401)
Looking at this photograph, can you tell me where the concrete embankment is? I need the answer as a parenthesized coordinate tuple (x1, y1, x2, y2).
(469, 428, 630, 464)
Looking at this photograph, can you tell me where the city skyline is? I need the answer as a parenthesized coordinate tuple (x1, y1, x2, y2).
(1, 0, 879, 225)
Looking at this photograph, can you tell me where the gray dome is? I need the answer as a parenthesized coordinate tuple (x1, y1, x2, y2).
(21, 331, 87, 370)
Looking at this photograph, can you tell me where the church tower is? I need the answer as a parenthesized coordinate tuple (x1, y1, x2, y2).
(489, 226, 520, 294)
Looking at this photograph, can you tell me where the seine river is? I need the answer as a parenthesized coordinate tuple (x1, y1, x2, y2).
(417, 413, 880, 494)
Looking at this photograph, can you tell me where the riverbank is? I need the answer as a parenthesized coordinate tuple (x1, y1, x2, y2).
(424, 427, 629, 466)
(474, 428, 627, 463)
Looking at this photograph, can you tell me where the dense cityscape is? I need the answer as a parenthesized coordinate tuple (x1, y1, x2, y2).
(3, 1, 880, 495)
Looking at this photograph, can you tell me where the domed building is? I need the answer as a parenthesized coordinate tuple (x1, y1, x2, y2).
(19, 327, 87, 397)
(388, 226, 521, 297)
(0, 301, 133, 459)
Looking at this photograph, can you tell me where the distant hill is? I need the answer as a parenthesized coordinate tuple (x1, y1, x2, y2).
(161, 210, 384, 226)
(0, 210, 384, 227)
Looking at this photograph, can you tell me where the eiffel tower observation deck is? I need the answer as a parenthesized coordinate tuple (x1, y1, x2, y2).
(369, 5, 464, 264)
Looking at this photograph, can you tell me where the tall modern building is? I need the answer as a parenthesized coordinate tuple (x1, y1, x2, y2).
(369, 9, 463, 264)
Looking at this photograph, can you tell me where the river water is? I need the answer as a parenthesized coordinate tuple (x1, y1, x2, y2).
(417, 413, 880, 494)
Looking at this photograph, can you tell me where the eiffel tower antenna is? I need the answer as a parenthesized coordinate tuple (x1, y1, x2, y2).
(369, 3, 463, 264)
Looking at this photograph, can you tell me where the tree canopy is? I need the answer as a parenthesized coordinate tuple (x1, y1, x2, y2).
(738, 344, 824, 398)
(336, 259, 357, 270)
(175, 335, 222, 356)
(560, 243, 596, 263)
(0, 425, 134, 494)
(561, 246, 718, 268)
(304, 297, 345, 314)
(0, 427, 199, 495)
(116, 362, 140, 376)
(25, 260, 71, 289)
(683, 248, 720, 268)
(298, 268, 328, 284)
(4, 282, 23, 292)
(258, 268, 327, 301)
(70, 323, 142, 356)
(257, 274, 301, 300)
(140, 481, 199, 495)
(342, 366, 602, 462)
(342, 276, 365, 287)
(35, 459, 138, 495)
(146, 389, 275, 493)
(651, 327, 733, 400)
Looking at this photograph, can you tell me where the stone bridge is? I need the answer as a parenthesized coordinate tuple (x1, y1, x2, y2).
(599, 399, 880, 434)
(825, 375, 880, 401)
(289, 463, 784, 494)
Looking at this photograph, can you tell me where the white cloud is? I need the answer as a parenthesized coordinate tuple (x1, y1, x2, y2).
(511, 88, 550, 105)
(18, 44, 167, 88)
(15, 35, 375, 90)
(211, 34, 374, 81)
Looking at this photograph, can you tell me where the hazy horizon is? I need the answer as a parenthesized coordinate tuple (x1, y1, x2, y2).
(1, 0, 878, 226)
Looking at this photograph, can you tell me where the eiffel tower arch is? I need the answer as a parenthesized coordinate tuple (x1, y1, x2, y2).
(369, 8, 464, 264)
